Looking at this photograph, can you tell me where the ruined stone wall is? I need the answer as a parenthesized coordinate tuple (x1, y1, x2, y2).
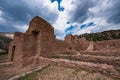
(78, 38, 89, 51)
(93, 39, 120, 51)
(22, 33, 36, 58)
(65, 35, 90, 51)
(27, 16, 54, 35)
(8, 16, 120, 68)
(8, 34, 24, 67)
(51, 40, 70, 55)
(39, 31, 55, 57)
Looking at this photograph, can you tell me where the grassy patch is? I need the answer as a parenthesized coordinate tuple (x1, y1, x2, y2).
(72, 68, 80, 75)
(51, 55, 60, 58)
(116, 68, 120, 74)
(18, 66, 114, 80)
(18, 64, 50, 80)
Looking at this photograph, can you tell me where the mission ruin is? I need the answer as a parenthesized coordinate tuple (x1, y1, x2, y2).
(8, 16, 120, 68)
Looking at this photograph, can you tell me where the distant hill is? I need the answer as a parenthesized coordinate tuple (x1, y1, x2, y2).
(0, 34, 13, 54)
(0, 32, 14, 39)
(79, 29, 120, 42)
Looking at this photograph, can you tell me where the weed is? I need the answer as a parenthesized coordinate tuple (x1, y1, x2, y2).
(72, 69, 80, 75)
(116, 68, 120, 74)
(51, 55, 60, 58)
(18, 64, 50, 80)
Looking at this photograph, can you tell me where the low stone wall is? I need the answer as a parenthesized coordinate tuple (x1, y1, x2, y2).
(37, 57, 119, 78)
(6, 57, 120, 79)
(53, 54, 120, 67)
(93, 39, 120, 51)
(80, 51, 120, 57)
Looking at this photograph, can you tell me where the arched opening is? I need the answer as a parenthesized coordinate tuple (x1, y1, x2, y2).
(11, 46, 16, 61)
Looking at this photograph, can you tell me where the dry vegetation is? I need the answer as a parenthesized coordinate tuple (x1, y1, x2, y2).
(0, 54, 8, 63)
(18, 66, 114, 80)
(0, 50, 120, 80)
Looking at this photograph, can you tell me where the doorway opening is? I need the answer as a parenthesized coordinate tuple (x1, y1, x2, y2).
(69, 47, 72, 50)
(11, 46, 16, 61)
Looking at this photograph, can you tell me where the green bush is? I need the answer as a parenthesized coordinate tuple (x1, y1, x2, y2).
(0, 35, 13, 53)
(79, 30, 120, 42)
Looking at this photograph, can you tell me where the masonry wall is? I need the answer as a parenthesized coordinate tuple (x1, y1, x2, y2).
(65, 35, 90, 51)
(93, 39, 120, 51)
(8, 34, 24, 67)
(22, 33, 36, 58)
(8, 16, 120, 68)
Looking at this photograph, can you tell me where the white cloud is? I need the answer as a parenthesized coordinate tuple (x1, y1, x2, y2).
(17, 0, 120, 40)
(0, 10, 2, 16)
(70, 0, 120, 36)
(1, 0, 120, 39)
(0, 17, 6, 24)
(0, 10, 6, 24)
(52, 0, 76, 39)
(15, 25, 28, 32)
(24, 0, 58, 13)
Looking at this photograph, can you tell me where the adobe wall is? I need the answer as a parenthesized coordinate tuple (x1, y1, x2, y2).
(35, 57, 116, 77)
(8, 16, 58, 67)
(93, 39, 120, 51)
(8, 16, 120, 68)
(64, 35, 89, 51)
(8, 32, 24, 68)
(22, 33, 36, 58)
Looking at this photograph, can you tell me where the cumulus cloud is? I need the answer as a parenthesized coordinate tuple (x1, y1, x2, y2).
(64, 0, 120, 38)
(0, 0, 58, 32)
(69, 0, 94, 23)
(0, 0, 120, 40)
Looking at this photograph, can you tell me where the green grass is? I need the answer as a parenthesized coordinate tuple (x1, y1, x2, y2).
(17, 65, 114, 80)
(0, 34, 13, 53)
(79, 30, 120, 42)
(116, 68, 120, 74)
(18, 64, 50, 80)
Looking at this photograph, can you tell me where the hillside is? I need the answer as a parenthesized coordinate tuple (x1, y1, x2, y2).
(0, 32, 14, 39)
(0, 34, 13, 54)
(79, 29, 120, 42)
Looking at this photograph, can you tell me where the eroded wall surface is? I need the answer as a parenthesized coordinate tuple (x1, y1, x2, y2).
(8, 16, 120, 68)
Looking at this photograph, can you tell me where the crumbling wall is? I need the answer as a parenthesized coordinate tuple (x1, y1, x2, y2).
(93, 39, 120, 51)
(8, 33, 24, 67)
(50, 40, 70, 55)
(64, 35, 89, 51)
(39, 30, 55, 57)
(8, 16, 120, 68)
(22, 33, 36, 58)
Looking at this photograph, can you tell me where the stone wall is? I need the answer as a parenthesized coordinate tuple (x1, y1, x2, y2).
(8, 35, 23, 68)
(93, 39, 120, 51)
(8, 16, 120, 68)
(65, 35, 89, 51)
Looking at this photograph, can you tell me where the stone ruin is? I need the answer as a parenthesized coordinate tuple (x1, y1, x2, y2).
(8, 16, 120, 68)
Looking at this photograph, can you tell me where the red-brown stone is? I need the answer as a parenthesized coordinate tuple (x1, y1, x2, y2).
(8, 16, 120, 68)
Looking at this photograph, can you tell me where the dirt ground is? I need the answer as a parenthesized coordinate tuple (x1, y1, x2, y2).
(18, 66, 114, 80)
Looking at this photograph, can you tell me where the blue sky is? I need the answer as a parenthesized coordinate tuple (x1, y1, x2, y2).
(0, 0, 120, 40)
